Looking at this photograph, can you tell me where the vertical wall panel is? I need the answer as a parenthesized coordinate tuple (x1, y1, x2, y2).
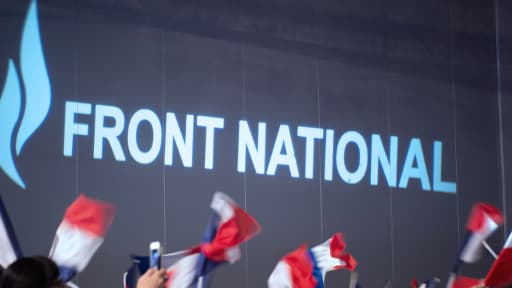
(317, 1, 393, 287)
(242, 1, 320, 286)
(451, 0, 503, 278)
(76, 8, 164, 286)
(385, 0, 460, 285)
(162, 30, 245, 287)
(498, 0, 512, 240)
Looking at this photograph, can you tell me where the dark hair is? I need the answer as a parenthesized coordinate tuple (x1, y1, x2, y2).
(0, 256, 64, 288)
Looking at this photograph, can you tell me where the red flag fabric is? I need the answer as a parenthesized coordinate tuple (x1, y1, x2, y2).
(448, 275, 482, 288)
(485, 232, 512, 287)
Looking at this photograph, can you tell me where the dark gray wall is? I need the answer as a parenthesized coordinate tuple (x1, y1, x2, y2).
(499, 0, 512, 267)
(0, 0, 509, 287)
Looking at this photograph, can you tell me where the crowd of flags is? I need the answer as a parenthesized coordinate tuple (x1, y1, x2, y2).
(444, 203, 507, 288)
(0, 193, 115, 287)
(0, 191, 512, 288)
(124, 192, 261, 288)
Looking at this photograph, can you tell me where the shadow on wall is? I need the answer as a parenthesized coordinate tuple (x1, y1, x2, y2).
(0, 0, 503, 91)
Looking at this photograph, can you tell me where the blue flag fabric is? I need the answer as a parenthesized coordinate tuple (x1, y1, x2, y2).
(0, 194, 22, 268)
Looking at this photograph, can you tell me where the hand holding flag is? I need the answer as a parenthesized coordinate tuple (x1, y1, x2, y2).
(121, 192, 261, 288)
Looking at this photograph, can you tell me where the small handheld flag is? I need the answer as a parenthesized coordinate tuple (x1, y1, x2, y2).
(459, 203, 503, 263)
(484, 232, 512, 287)
(200, 192, 261, 263)
(167, 192, 261, 287)
(49, 194, 115, 282)
(445, 203, 502, 288)
(268, 233, 357, 288)
(124, 192, 261, 288)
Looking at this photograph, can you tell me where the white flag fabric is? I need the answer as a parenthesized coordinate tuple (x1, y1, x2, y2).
(49, 194, 115, 282)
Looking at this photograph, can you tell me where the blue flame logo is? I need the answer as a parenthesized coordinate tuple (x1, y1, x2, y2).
(0, 0, 51, 190)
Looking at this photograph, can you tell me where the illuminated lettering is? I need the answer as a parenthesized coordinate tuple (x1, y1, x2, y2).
(237, 121, 266, 174)
(62, 101, 457, 193)
(324, 129, 334, 181)
(267, 125, 299, 178)
(197, 115, 224, 170)
(93, 104, 126, 161)
(164, 113, 194, 167)
(433, 141, 456, 193)
(127, 109, 162, 164)
(336, 131, 368, 184)
(370, 135, 398, 187)
(297, 126, 323, 179)
(398, 138, 430, 190)
(63, 101, 91, 157)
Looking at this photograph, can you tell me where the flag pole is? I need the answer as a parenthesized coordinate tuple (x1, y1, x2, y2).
(349, 271, 358, 288)
(446, 273, 456, 288)
(483, 241, 498, 259)
(66, 282, 80, 288)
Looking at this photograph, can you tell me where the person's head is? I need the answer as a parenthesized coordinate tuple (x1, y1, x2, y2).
(0, 256, 65, 288)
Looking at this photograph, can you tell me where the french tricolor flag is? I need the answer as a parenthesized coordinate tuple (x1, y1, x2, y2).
(49, 194, 115, 282)
(459, 203, 503, 263)
(268, 233, 357, 288)
(484, 232, 512, 287)
(165, 192, 261, 287)
(124, 192, 260, 288)
(200, 192, 260, 263)
(0, 194, 21, 268)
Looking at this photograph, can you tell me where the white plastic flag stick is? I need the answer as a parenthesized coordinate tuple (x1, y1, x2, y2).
(483, 241, 498, 259)
(66, 282, 79, 288)
(349, 271, 358, 288)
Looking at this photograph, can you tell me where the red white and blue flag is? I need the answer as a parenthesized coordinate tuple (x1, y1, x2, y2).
(485, 231, 512, 287)
(0, 194, 21, 268)
(49, 194, 115, 282)
(445, 203, 502, 288)
(459, 203, 503, 263)
(411, 277, 440, 288)
(124, 192, 260, 288)
(267, 233, 357, 288)
(166, 192, 261, 287)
